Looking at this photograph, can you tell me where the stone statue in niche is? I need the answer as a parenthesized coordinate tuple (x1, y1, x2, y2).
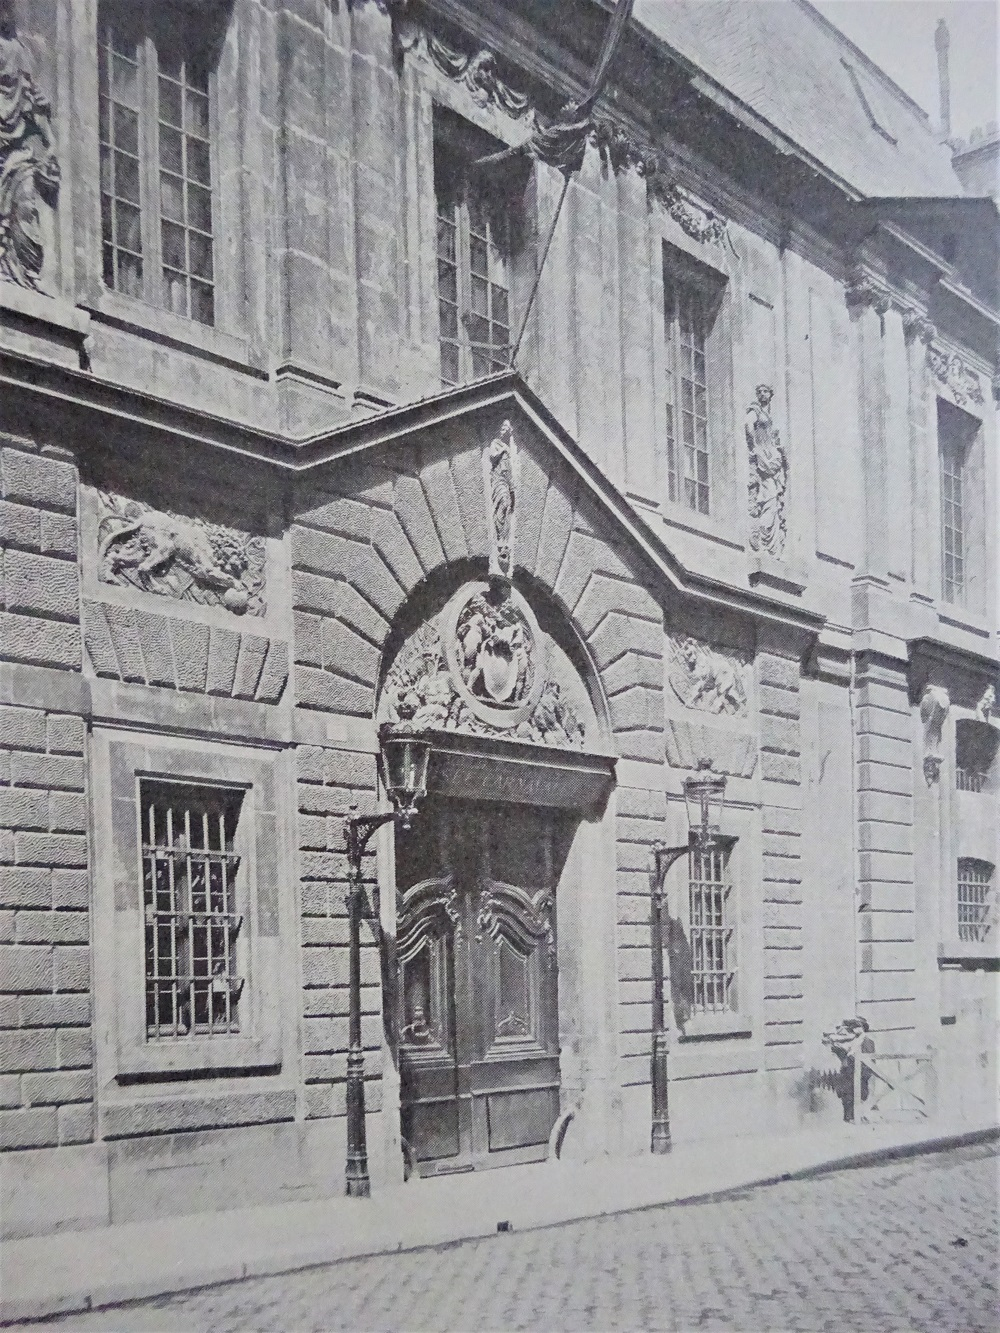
(919, 683, 949, 785)
(483, 420, 517, 583)
(667, 635, 748, 717)
(97, 493, 266, 616)
(0, 0, 59, 291)
(745, 386, 787, 558)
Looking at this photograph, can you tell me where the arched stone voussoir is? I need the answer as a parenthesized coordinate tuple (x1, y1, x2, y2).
(419, 451, 469, 564)
(575, 573, 662, 642)
(512, 447, 549, 576)
(533, 479, 576, 590)
(447, 445, 491, 560)
(392, 471, 446, 576)
(589, 611, 662, 674)
(371, 508, 423, 598)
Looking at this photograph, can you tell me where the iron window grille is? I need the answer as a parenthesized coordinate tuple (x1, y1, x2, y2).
(141, 780, 245, 1041)
(99, 5, 216, 325)
(688, 843, 736, 1014)
(957, 859, 993, 945)
(434, 132, 514, 387)
(663, 259, 719, 515)
(955, 719, 997, 793)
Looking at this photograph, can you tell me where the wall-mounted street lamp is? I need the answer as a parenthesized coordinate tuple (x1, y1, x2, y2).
(344, 727, 432, 1198)
(650, 765, 727, 1154)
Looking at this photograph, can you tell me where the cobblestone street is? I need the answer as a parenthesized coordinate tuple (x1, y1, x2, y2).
(34, 1142, 999, 1333)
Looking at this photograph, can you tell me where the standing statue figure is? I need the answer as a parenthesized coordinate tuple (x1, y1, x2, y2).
(745, 385, 787, 558)
(486, 420, 516, 580)
(0, 0, 60, 291)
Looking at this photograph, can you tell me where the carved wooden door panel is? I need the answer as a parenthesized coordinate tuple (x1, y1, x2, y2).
(396, 800, 561, 1174)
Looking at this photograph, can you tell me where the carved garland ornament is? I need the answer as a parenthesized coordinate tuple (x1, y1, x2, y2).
(410, 23, 730, 245)
(0, 1, 59, 291)
(927, 346, 984, 408)
(97, 493, 266, 616)
(667, 635, 749, 718)
(745, 385, 787, 558)
(383, 586, 586, 748)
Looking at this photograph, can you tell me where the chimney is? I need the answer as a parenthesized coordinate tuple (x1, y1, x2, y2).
(935, 19, 951, 138)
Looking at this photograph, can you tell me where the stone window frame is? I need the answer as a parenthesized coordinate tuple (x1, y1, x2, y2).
(74, 0, 255, 368)
(939, 704, 1000, 965)
(428, 104, 533, 390)
(934, 397, 987, 617)
(97, 733, 283, 1081)
(659, 798, 756, 1044)
(651, 232, 738, 542)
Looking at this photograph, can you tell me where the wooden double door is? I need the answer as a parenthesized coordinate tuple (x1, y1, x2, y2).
(395, 799, 565, 1174)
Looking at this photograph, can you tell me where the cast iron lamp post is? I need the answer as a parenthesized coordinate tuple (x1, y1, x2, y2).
(344, 727, 432, 1198)
(650, 766, 727, 1154)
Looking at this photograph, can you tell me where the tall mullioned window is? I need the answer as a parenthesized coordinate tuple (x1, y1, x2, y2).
(688, 843, 736, 1013)
(663, 250, 722, 514)
(99, 5, 216, 325)
(434, 112, 517, 387)
(142, 780, 245, 1040)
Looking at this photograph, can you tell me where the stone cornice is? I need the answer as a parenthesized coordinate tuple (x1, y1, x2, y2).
(844, 266, 936, 339)
(405, 15, 733, 247)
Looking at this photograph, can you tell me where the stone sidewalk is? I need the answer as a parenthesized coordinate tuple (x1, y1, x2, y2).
(2, 1118, 997, 1325)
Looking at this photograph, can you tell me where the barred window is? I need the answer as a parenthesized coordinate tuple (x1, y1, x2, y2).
(955, 719, 998, 793)
(957, 859, 993, 946)
(663, 251, 722, 515)
(434, 112, 518, 387)
(99, 4, 216, 325)
(688, 843, 736, 1013)
(142, 780, 245, 1040)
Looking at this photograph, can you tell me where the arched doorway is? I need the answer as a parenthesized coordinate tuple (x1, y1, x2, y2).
(379, 577, 614, 1175)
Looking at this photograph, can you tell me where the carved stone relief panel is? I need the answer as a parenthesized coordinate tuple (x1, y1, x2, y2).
(97, 493, 266, 616)
(382, 581, 588, 748)
(0, 4, 60, 291)
(666, 633, 750, 718)
(928, 346, 984, 410)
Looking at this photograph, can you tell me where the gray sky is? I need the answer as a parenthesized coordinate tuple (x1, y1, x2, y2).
(811, 0, 998, 140)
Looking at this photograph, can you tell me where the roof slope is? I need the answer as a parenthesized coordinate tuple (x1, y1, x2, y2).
(633, 0, 964, 199)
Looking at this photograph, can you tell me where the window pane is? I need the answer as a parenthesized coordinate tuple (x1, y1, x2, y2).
(111, 53, 139, 107)
(115, 152, 141, 204)
(158, 75, 183, 128)
(115, 200, 142, 253)
(191, 281, 215, 326)
(159, 125, 183, 175)
(440, 341, 460, 386)
(113, 103, 139, 156)
(189, 231, 213, 280)
(470, 274, 489, 318)
(437, 261, 457, 304)
(185, 87, 210, 137)
(161, 219, 186, 270)
(493, 287, 508, 327)
(100, 145, 113, 196)
(188, 184, 212, 233)
(187, 137, 211, 187)
(159, 171, 184, 223)
(119, 251, 143, 298)
(439, 302, 458, 339)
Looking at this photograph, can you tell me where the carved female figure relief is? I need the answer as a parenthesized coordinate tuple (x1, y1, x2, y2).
(745, 385, 788, 558)
(485, 420, 516, 581)
(0, 0, 59, 291)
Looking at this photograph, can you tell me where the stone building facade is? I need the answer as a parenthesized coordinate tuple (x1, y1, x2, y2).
(0, 0, 997, 1238)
